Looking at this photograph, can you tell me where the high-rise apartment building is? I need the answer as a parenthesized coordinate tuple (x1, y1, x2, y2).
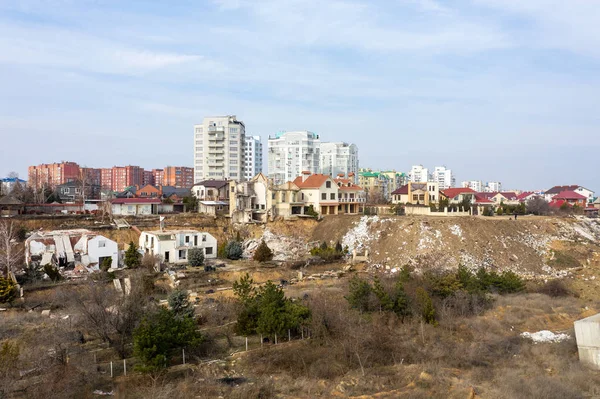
(111, 165, 144, 192)
(320, 142, 359, 183)
(462, 180, 483, 192)
(194, 115, 246, 182)
(432, 166, 455, 190)
(152, 169, 164, 186)
(164, 166, 194, 188)
(80, 167, 102, 187)
(485, 182, 502, 192)
(408, 165, 429, 183)
(268, 131, 320, 185)
(243, 136, 263, 181)
(100, 168, 113, 190)
(143, 170, 154, 186)
(28, 162, 80, 190)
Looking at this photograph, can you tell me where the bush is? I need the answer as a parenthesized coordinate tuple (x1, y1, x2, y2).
(225, 241, 244, 260)
(100, 257, 112, 272)
(253, 240, 273, 262)
(306, 205, 319, 218)
(43, 264, 62, 282)
(188, 248, 205, 267)
(310, 242, 344, 263)
(124, 241, 141, 268)
(536, 280, 571, 297)
(217, 242, 227, 259)
(0, 277, 17, 303)
(416, 287, 436, 325)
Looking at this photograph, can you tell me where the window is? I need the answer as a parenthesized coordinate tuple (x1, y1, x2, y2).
(205, 247, 213, 255)
(185, 236, 190, 243)
(179, 250, 186, 259)
(330, 193, 335, 200)
(321, 193, 326, 200)
(202, 234, 206, 242)
(326, 181, 331, 188)
(98, 240, 106, 248)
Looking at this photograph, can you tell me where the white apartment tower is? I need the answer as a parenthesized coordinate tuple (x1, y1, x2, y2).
(432, 166, 455, 190)
(268, 131, 320, 185)
(485, 182, 502, 192)
(320, 142, 359, 183)
(462, 180, 483, 192)
(193, 115, 245, 183)
(408, 165, 429, 183)
(243, 135, 263, 180)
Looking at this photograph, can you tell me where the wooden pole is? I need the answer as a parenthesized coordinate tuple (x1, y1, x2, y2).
(110, 361, 113, 378)
(275, 333, 277, 345)
(183, 349, 186, 365)
(123, 359, 126, 376)
(245, 337, 248, 352)
(301, 328, 304, 340)
(260, 334, 263, 348)
(288, 329, 291, 341)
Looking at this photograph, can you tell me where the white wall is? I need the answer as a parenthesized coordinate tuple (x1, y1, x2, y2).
(88, 235, 119, 269)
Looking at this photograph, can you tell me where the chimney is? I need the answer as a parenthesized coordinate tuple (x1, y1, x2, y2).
(301, 171, 311, 182)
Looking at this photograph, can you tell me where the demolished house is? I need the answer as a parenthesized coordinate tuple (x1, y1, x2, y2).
(25, 229, 119, 274)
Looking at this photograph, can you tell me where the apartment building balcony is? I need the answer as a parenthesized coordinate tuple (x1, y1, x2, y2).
(338, 197, 366, 203)
(208, 126, 225, 133)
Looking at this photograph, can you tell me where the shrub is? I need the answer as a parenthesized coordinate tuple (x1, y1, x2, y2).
(168, 290, 195, 319)
(536, 279, 571, 297)
(100, 257, 112, 272)
(0, 277, 17, 303)
(425, 271, 462, 299)
(43, 264, 62, 282)
(188, 248, 205, 267)
(310, 242, 344, 263)
(124, 241, 141, 268)
(306, 205, 319, 218)
(253, 240, 273, 263)
(217, 242, 227, 258)
(225, 241, 244, 260)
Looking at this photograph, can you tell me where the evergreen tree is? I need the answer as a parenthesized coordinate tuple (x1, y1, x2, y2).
(253, 240, 273, 262)
(335, 241, 343, 253)
(233, 273, 255, 306)
(256, 281, 288, 338)
(188, 247, 205, 267)
(0, 277, 17, 303)
(416, 288, 436, 325)
(225, 241, 243, 260)
(133, 307, 202, 373)
(345, 275, 372, 312)
(167, 290, 195, 319)
(372, 277, 393, 311)
(392, 282, 411, 322)
(124, 241, 141, 268)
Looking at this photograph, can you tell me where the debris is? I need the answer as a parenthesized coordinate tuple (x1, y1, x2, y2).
(41, 309, 51, 317)
(520, 330, 570, 343)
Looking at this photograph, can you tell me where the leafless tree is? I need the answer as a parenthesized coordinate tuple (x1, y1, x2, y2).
(526, 196, 550, 216)
(64, 272, 151, 358)
(0, 220, 24, 278)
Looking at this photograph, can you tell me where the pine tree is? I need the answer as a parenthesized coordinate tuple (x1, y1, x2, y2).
(188, 248, 205, 267)
(416, 288, 436, 325)
(253, 240, 273, 262)
(233, 273, 255, 306)
(392, 282, 411, 322)
(124, 241, 141, 268)
(0, 277, 17, 303)
(225, 241, 243, 260)
(167, 290, 195, 319)
(256, 281, 288, 338)
(372, 277, 393, 311)
(345, 275, 372, 312)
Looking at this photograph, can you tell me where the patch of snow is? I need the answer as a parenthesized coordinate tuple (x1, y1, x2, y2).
(520, 330, 570, 343)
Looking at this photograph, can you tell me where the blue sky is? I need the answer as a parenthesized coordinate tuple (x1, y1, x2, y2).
(1, 0, 599, 192)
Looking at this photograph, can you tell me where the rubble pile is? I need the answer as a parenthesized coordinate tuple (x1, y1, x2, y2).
(520, 330, 571, 343)
(341, 216, 391, 253)
(242, 229, 306, 261)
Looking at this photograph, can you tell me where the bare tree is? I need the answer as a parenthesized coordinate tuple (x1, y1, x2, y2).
(7, 171, 19, 179)
(526, 196, 550, 216)
(0, 220, 23, 278)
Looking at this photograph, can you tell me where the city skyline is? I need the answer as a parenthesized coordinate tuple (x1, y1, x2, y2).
(1, 1, 599, 193)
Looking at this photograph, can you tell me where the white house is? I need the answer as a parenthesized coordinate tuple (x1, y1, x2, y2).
(26, 229, 119, 270)
(110, 198, 160, 216)
(139, 229, 217, 264)
(293, 172, 339, 215)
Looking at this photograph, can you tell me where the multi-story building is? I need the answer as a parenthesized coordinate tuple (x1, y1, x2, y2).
(111, 165, 144, 192)
(408, 165, 429, 183)
(243, 135, 263, 181)
(462, 180, 484, 192)
(143, 170, 155, 187)
(485, 182, 502, 193)
(164, 166, 194, 188)
(100, 168, 113, 190)
(193, 115, 246, 183)
(152, 169, 164, 187)
(432, 166, 455, 190)
(80, 167, 102, 187)
(358, 169, 389, 202)
(268, 131, 320, 185)
(319, 142, 359, 183)
(380, 171, 408, 196)
(28, 161, 80, 190)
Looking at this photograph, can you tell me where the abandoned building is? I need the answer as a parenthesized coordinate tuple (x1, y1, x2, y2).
(139, 229, 217, 264)
(25, 229, 119, 271)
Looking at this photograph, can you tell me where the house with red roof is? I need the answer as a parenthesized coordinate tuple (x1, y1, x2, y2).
(334, 174, 366, 214)
(440, 187, 476, 204)
(551, 191, 587, 207)
(391, 182, 439, 206)
(293, 172, 340, 215)
(544, 185, 594, 204)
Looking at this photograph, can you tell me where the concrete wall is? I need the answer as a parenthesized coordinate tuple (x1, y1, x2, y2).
(88, 235, 119, 269)
(575, 314, 600, 370)
(404, 206, 471, 217)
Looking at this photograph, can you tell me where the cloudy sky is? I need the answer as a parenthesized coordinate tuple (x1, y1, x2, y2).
(1, 0, 599, 192)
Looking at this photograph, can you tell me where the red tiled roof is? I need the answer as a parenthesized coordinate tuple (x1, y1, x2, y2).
(391, 184, 409, 195)
(293, 174, 332, 189)
(545, 185, 579, 195)
(110, 198, 162, 204)
(549, 199, 571, 208)
(552, 190, 587, 200)
(441, 187, 475, 198)
(474, 195, 493, 204)
(516, 192, 534, 201)
(499, 192, 518, 200)
(334, 178, 363, 191)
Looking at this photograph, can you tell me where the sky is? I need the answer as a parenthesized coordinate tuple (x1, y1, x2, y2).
(0, 0, 599, 193)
